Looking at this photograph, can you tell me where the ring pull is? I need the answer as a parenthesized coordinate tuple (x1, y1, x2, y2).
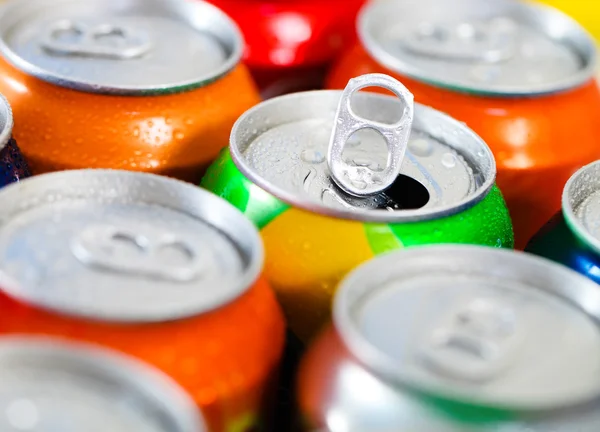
(327, 73, 414, 197)
(402, 18, 518, 63)
(40, 20, 152, 60)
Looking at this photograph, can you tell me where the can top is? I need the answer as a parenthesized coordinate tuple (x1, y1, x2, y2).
(0, 0, 244, 95)
(0, 169, 262, 322)
(0, 92, 13, 151)
(334, 245, 600, 410)
(0, 336, 205, 431)
(563, 160, 600, 254)
(231, 83, 496, 223)
(358, 0, 596, 96)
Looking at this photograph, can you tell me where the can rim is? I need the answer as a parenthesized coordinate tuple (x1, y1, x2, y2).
(0, 0, 245, 96)
(0, 335, 207, 431)
(0, 169, 265, 323)
(229, 89, 497, 223)
(333, 244, 600, 410)
(0, 92, 13, 151)
(357, 0, 598, 97)
(562, 160, 600, 255)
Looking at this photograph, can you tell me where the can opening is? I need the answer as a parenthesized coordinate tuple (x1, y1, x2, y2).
(377, 174, 430, 210)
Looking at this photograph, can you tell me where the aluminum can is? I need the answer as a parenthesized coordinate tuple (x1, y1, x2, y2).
(0, 336, 206, 432)
(0, 0, 260, 183)
(526, 160, 600, 284)
(0, 169, 285, 432)
(0, 92, 30, 187)
(298, 245, 600, 432)
(208, 0, 366, 98)
(327, 0, 600, 249)
(202, 73, 514, 343)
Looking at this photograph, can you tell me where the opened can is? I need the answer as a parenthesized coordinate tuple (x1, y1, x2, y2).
(327, 0, 600, 249)
(0, 336, 206, 431)
(0, 92, 30, 188)
(0, 0, 260, 183)
(299, 245, 600, 431)
(0, 170, 285, 432)
(202, 73, 513, 342)
(526, 160, 600, 284)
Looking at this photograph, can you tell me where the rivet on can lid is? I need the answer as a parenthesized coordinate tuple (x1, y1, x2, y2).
(0, 169, 263, 323)
(328, 73, 414, 197)
(0, 0, 245, 95)
(358, 0, 597, 96)
(0, 337, 206, 432)
(334, 245, 600, 410)
(563, 160, 600, 255)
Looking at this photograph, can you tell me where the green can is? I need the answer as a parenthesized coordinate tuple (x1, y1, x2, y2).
(202, 74, 513, 342)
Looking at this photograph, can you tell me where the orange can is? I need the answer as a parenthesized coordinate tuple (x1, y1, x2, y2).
(0, 170, 285, 432)
(327, 0, 600, 249)
(0, 0, 260, 183)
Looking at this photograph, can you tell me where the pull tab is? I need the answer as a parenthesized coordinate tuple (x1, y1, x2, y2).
(40, 20, 152, 60)
(327, 73, 414, 197)
(420, 297, 523, 382)
(402, 18, 518, 63)
(71, 225, 206, 283)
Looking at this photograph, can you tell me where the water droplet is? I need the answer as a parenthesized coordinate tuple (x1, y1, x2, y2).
(301, 149, 325, 164)
(409, 139, 434, 157)
(442, 153, 457, 168)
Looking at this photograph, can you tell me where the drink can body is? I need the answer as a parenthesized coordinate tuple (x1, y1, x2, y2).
(327, 0, 600, 249)
(0, 169, 285, 432)
(202, 87, 513, 342)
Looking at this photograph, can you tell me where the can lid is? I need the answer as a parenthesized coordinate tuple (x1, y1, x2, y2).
(0, 169, 262, 322)
(231, 78, 495, 223)
(0, 336, 205, 431)
(563, 160, 600, 255)
(0, 0, 244, 95)
(358, 0, 597, 96)
(334, 245, 600, 410)
(0, 92, 13, 151)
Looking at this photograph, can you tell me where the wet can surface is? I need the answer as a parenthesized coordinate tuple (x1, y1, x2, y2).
(0, 0, 260, 183)
(202, 73, 513, 343)
(299, 245, 600, 431)
(0, 170, 285, 432)
(0, 336, 206, 432)
(327, 0, 600, 249)
(526, 160, 600, 284)
(209, 0, 366, 98)
(0, 92, 30, 187)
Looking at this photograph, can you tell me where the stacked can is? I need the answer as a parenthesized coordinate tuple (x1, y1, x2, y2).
(299, 245, 600, 431)
(208, 0, 367, 98)
(202, 73, 513, 342)
(0, 0, 260, 182)
(328, 0, 600, 249)
(0, 170, 285, 432)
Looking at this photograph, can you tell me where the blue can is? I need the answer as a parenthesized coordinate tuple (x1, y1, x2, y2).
(526, 160, 600, 284)
(0, 94, 30, 187)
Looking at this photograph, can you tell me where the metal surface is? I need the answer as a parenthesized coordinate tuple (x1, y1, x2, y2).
(563, 160, 600, 255)
(327, 74, 414, 197)
(334, 246, 600, 411)
(0, 169, 262, 322)
(230, 88, 495, 223)
(0, 0, 244, 95)
(0, 92, 12, 151)
(359, 0, 597, 96)
(0, 336, 205, 432)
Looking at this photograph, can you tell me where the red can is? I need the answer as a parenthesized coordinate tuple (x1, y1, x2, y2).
(210, 0, 367, 98)
(327, 0, 600, 249)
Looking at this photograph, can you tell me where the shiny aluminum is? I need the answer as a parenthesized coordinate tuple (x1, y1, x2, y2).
(327, 73, 414, 197)
(359, 0, 597, 95)
(0, 0, 244, 94)
(0, 336, 205, 432)
(298, 245, 600, 431)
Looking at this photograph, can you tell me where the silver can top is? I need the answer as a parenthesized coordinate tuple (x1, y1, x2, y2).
(0, 336, 205, 432)
(334, 245, 600, 410)
(231, 76, 495, 223)
(563, 160, 600, 254)
(0, 92, 13, 151)
(0, 0, 244, 95)
(358, 0, 597, 96)
(0, 169, 262, 322)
